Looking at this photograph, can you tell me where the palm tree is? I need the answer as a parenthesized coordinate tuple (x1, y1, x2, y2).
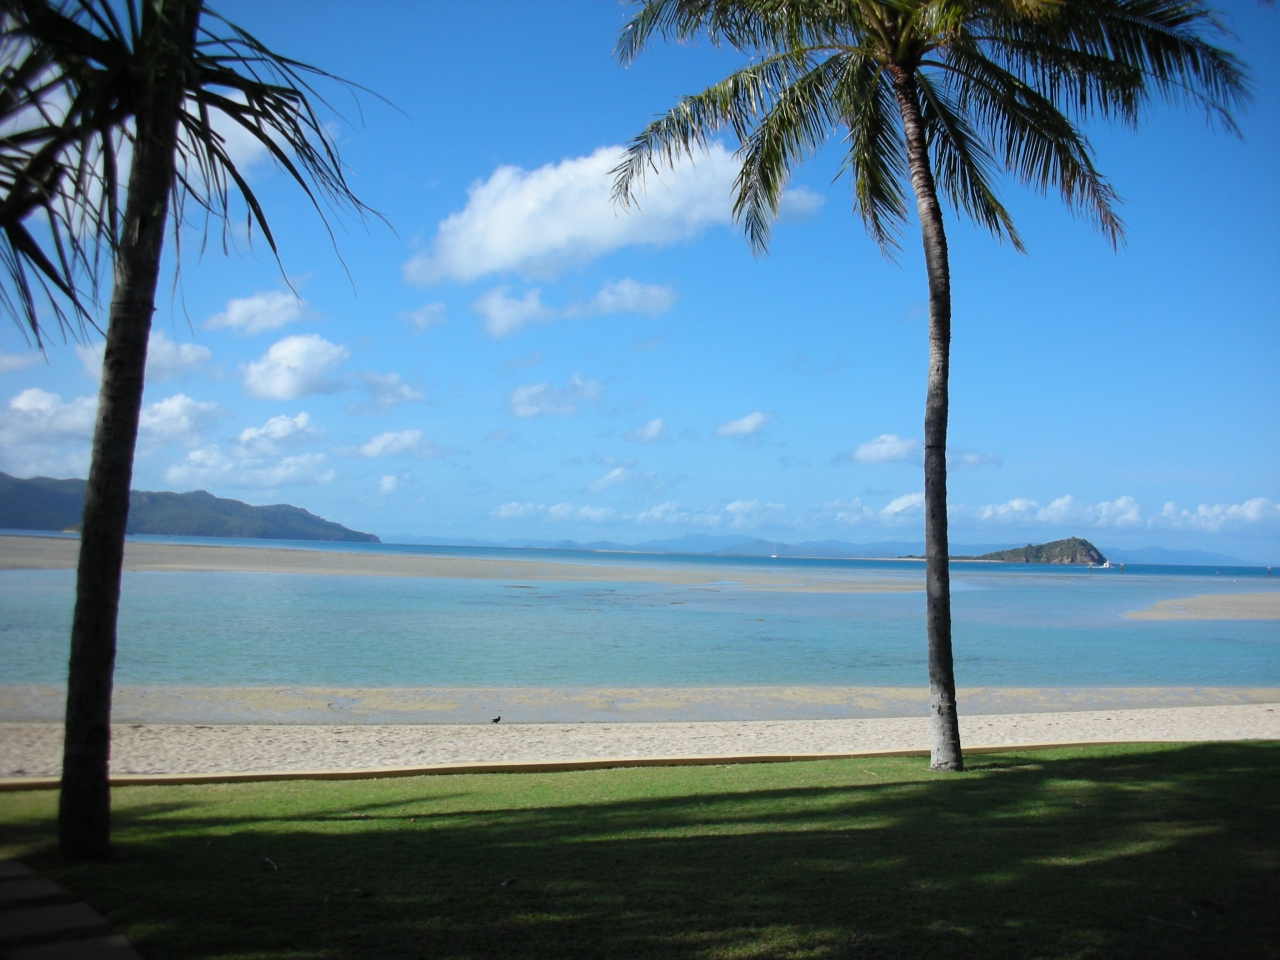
(612, 0, 1247, 771)
(1, 0, 375, 858)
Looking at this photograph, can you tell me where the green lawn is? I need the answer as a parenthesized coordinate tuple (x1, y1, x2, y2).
(2, 743, 1277, 959)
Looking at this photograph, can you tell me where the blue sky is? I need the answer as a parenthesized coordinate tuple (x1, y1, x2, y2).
(1, 1, 1276, 561)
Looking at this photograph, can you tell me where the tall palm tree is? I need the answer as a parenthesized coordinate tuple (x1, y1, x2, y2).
(612, 0, 1247, 771)
(1, 0, 375, 858)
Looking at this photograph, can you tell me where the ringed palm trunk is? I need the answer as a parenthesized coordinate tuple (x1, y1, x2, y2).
(59, 0, 202, 860)
(889, 63, 963, 772)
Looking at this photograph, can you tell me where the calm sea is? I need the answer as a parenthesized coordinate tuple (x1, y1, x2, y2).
(1, 535, 1277, 688)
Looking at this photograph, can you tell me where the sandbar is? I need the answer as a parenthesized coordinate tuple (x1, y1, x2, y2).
(1, 703, 1276, 778)
(1125, 591, 1280, 620)
(0, 535, 916, 593)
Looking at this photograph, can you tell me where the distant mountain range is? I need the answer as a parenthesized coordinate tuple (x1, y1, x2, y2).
(0, 472, 378, 543)
(390, 532, 1260, 566)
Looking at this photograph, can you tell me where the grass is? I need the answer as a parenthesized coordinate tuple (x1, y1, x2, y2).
(1, 743, 1278, 959)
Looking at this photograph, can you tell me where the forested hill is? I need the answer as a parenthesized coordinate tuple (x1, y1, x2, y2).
(0, 472, 378, 542)
(965, 538, 1106, 564)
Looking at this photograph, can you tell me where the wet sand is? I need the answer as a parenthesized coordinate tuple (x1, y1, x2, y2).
(1, 703, 1276, 778)
(0, 535, 916, 593)
(1125, 591, 1280, 620)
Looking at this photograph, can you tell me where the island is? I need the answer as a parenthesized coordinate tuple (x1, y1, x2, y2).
(959, 537, 1106, 564)
(0, 471, 379, 542)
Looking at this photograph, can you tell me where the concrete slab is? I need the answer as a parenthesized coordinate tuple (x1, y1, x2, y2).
(2, 935, 141, 959)
(0, 880, 65, 904)
(0, 865, 32, 880)
(0, 904, 105, 942)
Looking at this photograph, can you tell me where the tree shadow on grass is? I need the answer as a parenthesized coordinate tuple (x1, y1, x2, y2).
(4, 742, 1278, 959)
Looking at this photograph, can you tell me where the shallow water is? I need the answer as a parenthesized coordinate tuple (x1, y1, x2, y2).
(1, 552, 1277, 688)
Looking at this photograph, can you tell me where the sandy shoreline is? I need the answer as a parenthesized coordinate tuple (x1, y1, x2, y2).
(5, 684, 1279, 724)
(0, 535, 916, 593)
(1124, 591, 1280, 620)
(1, 703, 1276, 778)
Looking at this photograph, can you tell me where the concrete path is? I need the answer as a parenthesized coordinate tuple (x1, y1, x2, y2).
(0, 861, 139, 960)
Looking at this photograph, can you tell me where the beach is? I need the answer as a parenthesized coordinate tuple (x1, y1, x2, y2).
(1124, 591, 1280, 620)
(1, 703, 1277, 778)
(0, 535, 917, 593)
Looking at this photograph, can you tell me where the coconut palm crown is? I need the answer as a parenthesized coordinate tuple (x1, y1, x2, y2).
(613, 0, 1247, 770)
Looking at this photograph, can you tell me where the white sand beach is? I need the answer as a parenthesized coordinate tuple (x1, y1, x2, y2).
(0, 535, 916, 593)
(1, 703, 1276, 778)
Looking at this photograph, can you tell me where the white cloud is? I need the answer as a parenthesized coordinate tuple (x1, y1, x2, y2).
(491, 501, 613, 522)
(974, 494, 1143, 528)
(473, 287, 551, 338)
(356, 429, 444, 459)
(138, 393, 218, 445)
(0, 388, 96, 444)
(507, 374, 602, 418)
(976, 497, 1040, 522)
(242, 334, 348, 400)
(848, 434, 921, 464)
(0, 352, 39, 373)
(633, 499, 782, 528)
(379, 474, 398, 494)
(565, 279, 676, 317)
(404, 143, 740, 283)
(401, 303, 445, 332)
(76, 331, 211, 384)
(950, 450, 1001, 470)
(715, 411, 772, 438)
(164, 446, 334, 489)
(776, 186, 826, 221)
(587, 467, 630, 493)
(235, 412, 320, 455)
(625, 417, 667, 443)
(204, 291, 304, 335)
(880, 492, 925, 519)
(808, 498, 874, 525)
(351, 372, 425, 413)
(1154, 498, 1280, 532)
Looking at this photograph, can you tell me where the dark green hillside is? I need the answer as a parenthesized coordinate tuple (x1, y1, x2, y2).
(0, 471, 378, 542)
(966, 537, 1105, 564)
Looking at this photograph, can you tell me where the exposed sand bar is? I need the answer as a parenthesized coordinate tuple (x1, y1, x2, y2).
(1, 703, 1276, 778)
(0, 535, 916, 593)
(1125, 591, 1280, 620)
(5, 684, 1280, 725)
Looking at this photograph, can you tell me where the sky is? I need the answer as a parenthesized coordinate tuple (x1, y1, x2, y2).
(1, 1, 1277, 562)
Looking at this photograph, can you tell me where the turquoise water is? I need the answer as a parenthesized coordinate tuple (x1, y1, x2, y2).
(1, 540, 1277, 687)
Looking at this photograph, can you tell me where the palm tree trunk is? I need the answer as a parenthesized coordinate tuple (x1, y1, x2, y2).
(58, 0, 202, 860)
(889, 63, 963, 772)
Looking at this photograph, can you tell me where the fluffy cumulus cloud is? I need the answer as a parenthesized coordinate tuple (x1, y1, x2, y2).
(492, 501, 613, 522)
(564, 279, 676, 318)
(356, 429, 445, 459)
(950, 450, 1001, 470)
(715, 411, 772, 438)
(842, 434, 921, 464)
(204, 291, 304, 335)
(975, 495, 1143, 527)
(165, 447, 334, 489)
(77, 331, 211, 383)
(138, 393, 218, 445)
(586, 467, 631, 493)
(473, 287, 551, 338)
(235, 412, 320, 456)
(1153, 498, 1280, 532)
(475, 279, 675, 338)
(0, 388, 96, 445)
(242, 334, 348, 400)
(379, 474, 399, 494)
(625, 417, 667, 443)
(507, 374, 602, 418)
(404, 144, 740, 283)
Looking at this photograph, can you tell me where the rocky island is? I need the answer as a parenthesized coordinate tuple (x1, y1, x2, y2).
(961, 537, 1106, 564)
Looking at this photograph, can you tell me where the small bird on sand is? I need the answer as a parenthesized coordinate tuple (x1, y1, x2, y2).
(491, 716, 501, 723)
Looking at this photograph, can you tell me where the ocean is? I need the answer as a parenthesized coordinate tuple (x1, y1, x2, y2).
(1, 535, 1277, 690)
